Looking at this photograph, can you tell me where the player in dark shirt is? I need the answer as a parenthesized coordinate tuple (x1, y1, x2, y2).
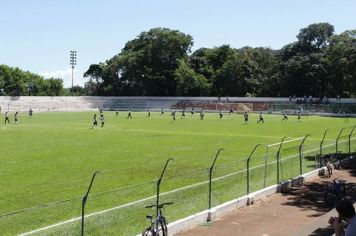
(200, 109, 205, 120)
(257, 112, 264, 124)
(5, 112, 10, 124)
(14, 111, 19, 124)
(219, 110, 223, 119)
(92, 114, 98, 128)
(244, 112, 249, 124)
(181, 109, 185, 119)
(282, 111, 288, 121)
(171, 110, 176, 121)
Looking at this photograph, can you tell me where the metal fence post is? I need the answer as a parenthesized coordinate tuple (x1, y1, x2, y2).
(319, 129, 329, 167)
(276, 137, 286, 184)
(207, 148, 223, 221)
(156, 158, 174, 218)
(246, 144, 261, 195)
(336, 128, 345, 155)
(348, 125, 356, 155)
(81, 171, 100, 236)
(299, 135, 310, 175)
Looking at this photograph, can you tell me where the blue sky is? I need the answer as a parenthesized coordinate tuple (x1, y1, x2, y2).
(0, 0, 355, 87)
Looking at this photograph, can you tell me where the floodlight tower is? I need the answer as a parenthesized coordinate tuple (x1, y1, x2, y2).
(70, 50, 77, 95)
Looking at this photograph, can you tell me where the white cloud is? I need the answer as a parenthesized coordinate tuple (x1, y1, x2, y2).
(40, 69, 86, 88)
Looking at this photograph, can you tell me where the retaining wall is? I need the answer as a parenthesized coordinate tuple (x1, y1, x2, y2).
(1, 96, 356, 113)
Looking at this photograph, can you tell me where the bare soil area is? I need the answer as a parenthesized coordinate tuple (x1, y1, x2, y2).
(176, 165, 356, 236)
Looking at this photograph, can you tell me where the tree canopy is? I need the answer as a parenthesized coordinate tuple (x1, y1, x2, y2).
(84, 24, 356, 97)
(0, 65, 64, 96)
(2, 23, 355, 97)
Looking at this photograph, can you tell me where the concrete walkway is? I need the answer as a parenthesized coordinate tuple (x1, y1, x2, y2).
(176, 167, 356, 236)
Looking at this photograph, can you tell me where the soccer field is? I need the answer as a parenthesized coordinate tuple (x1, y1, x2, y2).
(0, 111, 355, 235)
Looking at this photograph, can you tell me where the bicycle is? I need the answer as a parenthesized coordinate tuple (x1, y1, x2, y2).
(142, 202, 173, 236)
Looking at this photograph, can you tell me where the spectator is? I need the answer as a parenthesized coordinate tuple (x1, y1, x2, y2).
(329, 199, 356, 236)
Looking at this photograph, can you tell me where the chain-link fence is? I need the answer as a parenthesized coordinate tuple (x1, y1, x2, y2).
(1, 128, 355, 235)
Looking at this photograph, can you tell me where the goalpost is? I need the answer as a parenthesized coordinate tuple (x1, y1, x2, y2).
(264, 137, 305, 186)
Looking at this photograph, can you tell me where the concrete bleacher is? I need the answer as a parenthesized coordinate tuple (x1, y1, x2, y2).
(1, 96, 356, 113)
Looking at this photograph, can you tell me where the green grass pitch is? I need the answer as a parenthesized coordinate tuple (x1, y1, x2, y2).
(0, 111, 355, 235)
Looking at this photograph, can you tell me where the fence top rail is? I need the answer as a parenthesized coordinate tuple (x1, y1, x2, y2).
(266, 137, 306, 148)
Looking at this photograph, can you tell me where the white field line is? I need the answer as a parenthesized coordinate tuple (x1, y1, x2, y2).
(267, 137, 305, 148)
(19, 139, 354, 235)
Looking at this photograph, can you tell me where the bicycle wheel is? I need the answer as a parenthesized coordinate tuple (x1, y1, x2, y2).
(158, 217, 168, 236)
(142, 226, 154, 236)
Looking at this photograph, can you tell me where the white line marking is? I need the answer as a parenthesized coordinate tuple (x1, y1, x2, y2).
(19, 139, 355, 235)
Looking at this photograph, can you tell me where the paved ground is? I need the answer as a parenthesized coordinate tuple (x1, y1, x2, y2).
(176, 164, 356, 236)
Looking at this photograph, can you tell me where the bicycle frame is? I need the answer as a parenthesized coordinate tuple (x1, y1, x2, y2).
(152, 209, 164, 234)
(143, 203, 172, 236)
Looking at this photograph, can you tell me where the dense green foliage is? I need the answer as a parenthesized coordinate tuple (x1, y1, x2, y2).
(85, 24, 356, 97)
(0, 111, 354, 235)
(0, 65, 64, 96)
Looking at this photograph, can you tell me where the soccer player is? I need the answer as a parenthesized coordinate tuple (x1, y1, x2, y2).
(116, 109, 119, 117)
(29, 108, 33, 117)
(244, 112, 249, 124)
(181, 108, 185, 119)
(161, 107, 164, 115)
(257, 112, 264, 124)
(14, 111, 19, 124)
(229, 107, 234, 115)
(297, 111, 301, 121)
(4, 112, 10, 124)
(92, 114, 98, 128)
(282, 111, 288, 121)
(171, 109, 176, 121)
(147, 108, 151, 117)
(191, 107, 195, 116)
(219, 109, 223, 119)
(100, 113, 105, 127)
(200, 109, 205, 120)
(127, 110, 132, 119)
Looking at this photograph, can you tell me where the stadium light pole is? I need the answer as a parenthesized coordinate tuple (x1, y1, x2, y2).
(70, 50, 77, 95)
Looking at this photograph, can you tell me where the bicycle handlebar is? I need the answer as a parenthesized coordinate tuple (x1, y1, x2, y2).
(145, 202, 174, 209)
